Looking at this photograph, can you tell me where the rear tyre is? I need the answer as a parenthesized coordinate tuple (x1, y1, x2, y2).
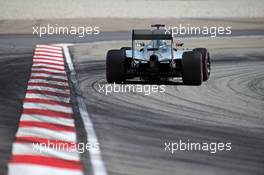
(182, 51, 203, 85)
(106, 50, 126, 83)
(193, 48, 211, 81)
(120, 47, 131, 52)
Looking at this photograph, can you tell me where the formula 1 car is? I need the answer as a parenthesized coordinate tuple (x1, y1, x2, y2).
(106, 24, 211, 85)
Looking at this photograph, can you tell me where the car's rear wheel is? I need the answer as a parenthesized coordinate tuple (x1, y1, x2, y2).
(193, 48, 211, 81)
(120, 47, 131, 52)
(182, 51, 203, 85)
(106, 49, 126, 83)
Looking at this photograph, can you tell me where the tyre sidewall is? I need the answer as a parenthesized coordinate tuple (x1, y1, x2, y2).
(193, 48, 210, 81)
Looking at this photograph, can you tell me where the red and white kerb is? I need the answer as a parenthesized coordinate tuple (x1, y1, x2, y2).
(8, 44, 83, 175)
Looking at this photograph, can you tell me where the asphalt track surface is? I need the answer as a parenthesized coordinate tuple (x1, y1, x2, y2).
(0, 32, 264, 175)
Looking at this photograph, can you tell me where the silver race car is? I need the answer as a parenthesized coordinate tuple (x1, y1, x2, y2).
(106, 24, 211, 85)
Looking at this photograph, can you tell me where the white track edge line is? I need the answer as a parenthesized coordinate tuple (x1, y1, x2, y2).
(62, 45, 108, 175)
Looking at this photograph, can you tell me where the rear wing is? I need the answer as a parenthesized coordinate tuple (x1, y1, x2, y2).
(132, 29, 172, 40)
(131, 28, 173, 59)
